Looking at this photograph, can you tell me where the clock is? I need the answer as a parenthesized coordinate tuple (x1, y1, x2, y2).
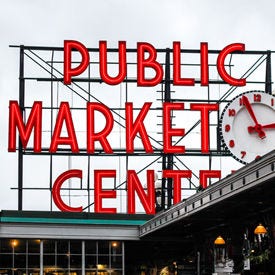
(220, 90, 275, 164)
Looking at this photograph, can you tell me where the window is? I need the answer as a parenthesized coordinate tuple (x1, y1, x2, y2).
(0, 239, 124, 275)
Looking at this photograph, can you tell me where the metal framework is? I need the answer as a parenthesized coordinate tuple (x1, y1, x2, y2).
(10, 44, 272, 212)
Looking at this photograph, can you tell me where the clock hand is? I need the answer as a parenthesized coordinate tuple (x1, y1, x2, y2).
(242, 95, 260, 125)
(262, 123, 275, 129)
(242, 95, 266, 139)
(248, 123, 275, 133)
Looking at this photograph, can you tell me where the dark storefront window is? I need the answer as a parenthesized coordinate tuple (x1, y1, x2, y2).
(85, 240, 97, 273)
(44, 239, 56, 272)
(44, 240, 55, 254)
(57, 240, 68, 254)
(28, 239, 40, 253)
(0, 239, 12, 253)
(0, 239, 124, 275)
(70, 240, 82, 275)
(0, 254, 12, 268)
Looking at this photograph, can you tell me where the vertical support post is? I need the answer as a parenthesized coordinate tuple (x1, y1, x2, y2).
(161, 154, 166, 210)
(50, 50, 55, 211)
(122, 241, 125, 275)
(87, 63, 91, 212)
(161, 48, 173, 209)
(26, 241, 29, 275)
(231, 225, 244, 273)
(197, 251, 201, 275)
(12, 244, 15, 275)
(265, 50, 272, 94)
(40, 240, 43, 275)
(18, 45, 25, 210)
(82, 241, 85, 275)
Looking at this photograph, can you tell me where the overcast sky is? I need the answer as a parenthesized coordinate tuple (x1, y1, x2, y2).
(0, 0, 275, 211)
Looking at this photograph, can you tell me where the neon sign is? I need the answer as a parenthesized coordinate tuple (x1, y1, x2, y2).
(8, 41, 249, 214)
(63, 41, 246, 86)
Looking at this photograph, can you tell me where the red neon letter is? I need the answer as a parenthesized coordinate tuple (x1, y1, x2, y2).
(137, 42, 163, 86)
(99, 41, 127, 85)
(87, 103, 114, 154)
(201, 42, 209, 86)
(163, 170, 192, 204)
(190, 103, 219, 153)
(64, 40, 90, 85)
(217, 43, 246, 86)
(126, 102, 153, 153)
(8, 101, 42, 152)
(173, 42, 195, 86)
(49, 102, 79, 153)
(94, 170, 117, 214)
(163, 102, 185, 153)
(127, 170, 155, 214)
(200, 170, 221, 189)
(52, 169, 83, 212)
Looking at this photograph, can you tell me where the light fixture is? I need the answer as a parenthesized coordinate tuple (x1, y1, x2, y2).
(214, 236, 225, 245)
(254, 223, 267, 234)
(111, 241, 118, 248)
(11, 240, 18, 247)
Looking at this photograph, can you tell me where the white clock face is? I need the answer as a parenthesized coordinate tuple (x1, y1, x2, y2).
(220, 91, 275, 164)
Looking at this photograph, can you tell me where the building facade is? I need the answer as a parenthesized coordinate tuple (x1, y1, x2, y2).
(1, 150, 275, 274)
